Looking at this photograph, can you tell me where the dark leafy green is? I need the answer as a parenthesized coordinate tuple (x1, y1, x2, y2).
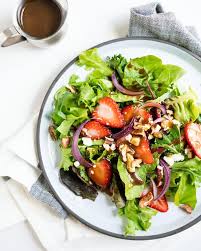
(60, 168, 98, 201)
(152, 125, 184, 154)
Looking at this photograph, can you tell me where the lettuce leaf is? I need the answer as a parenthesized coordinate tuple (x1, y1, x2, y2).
(168, 157, 201, 209)
(174, 173, 196, 209)
(59, 147, 73, 171)
(117, 157, 145, 200)
(110, 91, 139, 103)
(152, 125, 184, 154)
(122, 55, 184, 98)
(119, 199, 157, 235)
(107, 54, 127, 79)
(77, 48, 112, 76)
(167, 89, 201, 124)
(172, 157, 201, 183)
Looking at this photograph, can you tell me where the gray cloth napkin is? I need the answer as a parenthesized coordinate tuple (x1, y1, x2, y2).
(30, 2, 201, 219)
(129, 2, 201, 57)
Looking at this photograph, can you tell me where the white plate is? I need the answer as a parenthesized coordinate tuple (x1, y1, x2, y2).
(37, 38, 201, 239)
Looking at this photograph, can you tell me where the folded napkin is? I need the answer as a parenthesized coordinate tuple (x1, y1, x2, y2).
(1, 2, 201, 250)
(129, 2, 201, 57)
(0, 116, 101, 250)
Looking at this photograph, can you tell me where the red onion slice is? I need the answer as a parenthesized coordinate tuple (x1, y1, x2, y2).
(72, 120, 93, 168)
(112, 117, 135, 140)
(154, 159, 171, 201)
(150, 178, 158, 200)
(141, 102, 166, 115)
(111, 73, 144, 96)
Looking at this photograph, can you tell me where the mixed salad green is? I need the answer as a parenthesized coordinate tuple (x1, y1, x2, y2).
(49, 48, 201, 235)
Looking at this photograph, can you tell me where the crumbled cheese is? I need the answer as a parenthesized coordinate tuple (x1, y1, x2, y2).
(82, 137, 93, 146)
(103, 143, 110, 151)
(164, 153, 184, 166)
(163, 156, 174, 166)
(110, 143, 116, 151)
(172, 119, 181, 126)
(74, 161, 80, 167)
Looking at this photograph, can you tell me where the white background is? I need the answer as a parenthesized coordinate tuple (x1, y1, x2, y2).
(0, 0, 201, 250)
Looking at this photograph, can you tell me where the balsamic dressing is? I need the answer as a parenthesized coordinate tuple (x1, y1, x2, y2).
(20, 0, 62, 38)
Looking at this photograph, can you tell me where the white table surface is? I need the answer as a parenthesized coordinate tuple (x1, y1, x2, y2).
(1, 0, 201, 250)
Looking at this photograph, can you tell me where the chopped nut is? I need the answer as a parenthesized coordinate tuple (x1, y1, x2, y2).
(119, 144, 129, 162)
(185, 147, 193, 159)
(119, 144, 135, 162)
(132, 128, 145, 137)
(139, 192, 153, 208)
(148, 117, 154, 124)
(134, 123, 151, 131)
(164, 114, 173, 120)
(105, 137, 114, 144)
(148, 134, 154, 140)
(130, 136, 141, 146)
(132, 159, 142, 169)
(151, 124, 161, 133)
(48, 126, 57, 141)
(61, 137, 70, 148)
(66, 85, 76, 93)
(153, 131, 163, 138)
(180, 204, 192, 214)
(125, 134, 132, 142)
(166, 109, 173, 115)
(161, 119, 173, 131)
(126, 153, 134, 172)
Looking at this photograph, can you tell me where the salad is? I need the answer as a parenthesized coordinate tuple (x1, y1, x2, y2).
(49, 48, 201, 235)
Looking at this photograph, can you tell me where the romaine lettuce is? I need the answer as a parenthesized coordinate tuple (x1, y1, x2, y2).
(119, 199, 157, 235)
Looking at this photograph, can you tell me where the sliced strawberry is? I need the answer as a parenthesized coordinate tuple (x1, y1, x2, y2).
(135, 108, 151, 123)
(134, 137, 154, 164)
(122, 105, 135, 124)
(184, 122, 201, 159)
(92, 97, 125, 128)
(83, 121, 111, 140)
(88, 159, 112, 188)
(122, 105, 151, 124)
(149, 195, 168, 212)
